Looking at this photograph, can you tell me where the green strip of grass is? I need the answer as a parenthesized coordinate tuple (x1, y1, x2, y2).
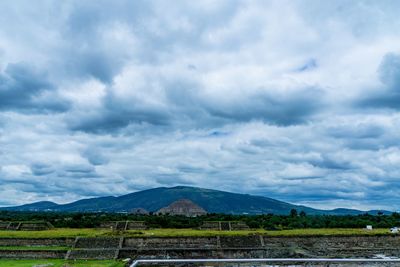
(0, 259, 124, 267)
(0, 228, 394, 238)
(0, 228, 110, 238)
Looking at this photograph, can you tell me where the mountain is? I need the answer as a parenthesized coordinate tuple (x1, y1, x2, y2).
(0, 186, 391, 215)
(5, 201, 59, 211)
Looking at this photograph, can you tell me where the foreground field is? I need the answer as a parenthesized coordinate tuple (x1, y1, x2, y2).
(0, 228, 394, 238)
(0, 259, 124, 267)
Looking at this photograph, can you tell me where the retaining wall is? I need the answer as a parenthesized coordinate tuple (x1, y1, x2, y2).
(67, 249, 117, 260)
(123, 235, 400, 259)
(220, 236, 262, 248)
(0, 238, 74, 247)
(123, 237, 218, 249)
(100, 221, 148, 230)
(74, 237, 121, 248)
(0, 250, 66, 259)
(126, 221, 147, 230)
(0, 222, 53, 231)
(2, 235, 400, 260)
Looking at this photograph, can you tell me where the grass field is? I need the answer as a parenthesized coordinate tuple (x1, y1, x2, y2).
(0, 228, 394, 238)
(0, 259, 124, 267)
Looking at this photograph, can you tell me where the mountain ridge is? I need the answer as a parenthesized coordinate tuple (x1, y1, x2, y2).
(0, 186, 391, 215)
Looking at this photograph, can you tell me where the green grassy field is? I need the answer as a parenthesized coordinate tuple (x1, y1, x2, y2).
(0, 259, 124, 267)
(0, 228, 394, 238)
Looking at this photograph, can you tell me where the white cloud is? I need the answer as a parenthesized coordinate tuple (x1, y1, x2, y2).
(0, 0, 400, 210)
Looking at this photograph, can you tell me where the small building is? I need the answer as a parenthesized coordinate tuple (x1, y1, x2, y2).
(366, 225, 373, 230)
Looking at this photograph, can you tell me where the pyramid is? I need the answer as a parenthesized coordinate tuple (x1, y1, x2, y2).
(156, 199, 207, 217)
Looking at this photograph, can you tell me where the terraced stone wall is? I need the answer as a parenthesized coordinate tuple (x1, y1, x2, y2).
(67, 249, 118, 260)
(0, 250, 66, 259)
(199, 221, 250, 231)
(230, 221, 250, 230)
(119, 235, 400, 260)
(74, 237, 121, 249)
(123, 237, 218, 249)
(99, 221, 148, 230)
(0, 222, 9, 230)
(0, 221, 53, 231)
(0, 238, 74, 247)
(126, 221, 147, 230)
(19, 222, 53, 231)
(3, 235, 400, 260)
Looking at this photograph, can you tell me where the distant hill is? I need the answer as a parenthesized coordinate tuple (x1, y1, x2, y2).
(7, 201, 59, 211)
(0, 186, 391, 215)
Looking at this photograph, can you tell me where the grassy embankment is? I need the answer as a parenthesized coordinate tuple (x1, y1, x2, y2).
(0, 228, 394, 238)
(0, 259, 123, 267)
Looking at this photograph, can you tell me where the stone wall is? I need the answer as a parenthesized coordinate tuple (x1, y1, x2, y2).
(115, 221, 127, 231)
(127, 221, 147, 230)
(67, 249, 117, 260)
(99, 222, 116, 229)
(0, 250, 66, 259)
(0, 221, 53, 231)
(74, 237, 121, 248)
(0, 238, 74, 247)
(3, 235, 400, 260)
(123, 237, 218, 249)
(220, 236, 262, 248)
(121, 235, 400, 260)
(230, 221, 250, 230)
(0, 222, 9, 230)
(99, 221, 148, 230)
(199, 222, 220, 230)
(19, 222, 54, 231)
(199, 221, 250, 231)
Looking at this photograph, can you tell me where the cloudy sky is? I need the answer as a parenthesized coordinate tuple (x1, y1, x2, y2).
(1, 0, 400, 211)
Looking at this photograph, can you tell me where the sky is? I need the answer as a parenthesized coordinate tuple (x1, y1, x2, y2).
(1, 0, 400, 211)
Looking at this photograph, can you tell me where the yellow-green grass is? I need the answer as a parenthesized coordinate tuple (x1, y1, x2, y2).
(0, 259, 124, 267)
(0, 228, 394, 239)
(0, 228, 110, 238)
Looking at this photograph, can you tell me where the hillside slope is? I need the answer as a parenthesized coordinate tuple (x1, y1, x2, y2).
(1, 186, 390, 215)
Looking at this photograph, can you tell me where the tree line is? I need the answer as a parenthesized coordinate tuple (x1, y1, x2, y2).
(0, 210, 399, 229)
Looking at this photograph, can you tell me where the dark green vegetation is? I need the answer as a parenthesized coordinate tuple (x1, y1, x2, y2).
(1, 186, 391, 215)
(1, 210, 399, 230)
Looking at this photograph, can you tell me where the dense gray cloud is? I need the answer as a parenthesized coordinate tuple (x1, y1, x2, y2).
(0, 63, 69, 112)
(357, 53, 400, 109)
(0, 0, 400, 211)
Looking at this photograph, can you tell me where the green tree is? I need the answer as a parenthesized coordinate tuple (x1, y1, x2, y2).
(290, 209, 298, 217)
